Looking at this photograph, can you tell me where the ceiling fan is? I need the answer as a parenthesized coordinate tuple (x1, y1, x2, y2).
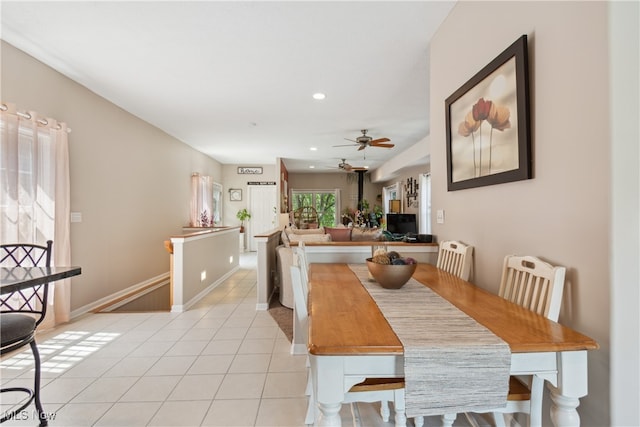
(333, 159, 368, 172)
(333, 129, 394, 151)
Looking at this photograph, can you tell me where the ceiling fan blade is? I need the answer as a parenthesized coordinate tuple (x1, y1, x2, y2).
(370, 137, 391, 144)
(351, 167, 368, 171)
(370, 142, 395, 148)
(332, 143, 359, 148)
(344, 138, 358, 143)
(358, 145, 366, 151)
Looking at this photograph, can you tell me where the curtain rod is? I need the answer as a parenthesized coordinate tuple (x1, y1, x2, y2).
(0, 103, 72, 133)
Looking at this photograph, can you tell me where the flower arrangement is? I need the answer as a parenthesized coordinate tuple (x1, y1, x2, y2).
(342, 201, 383, 228)
(457, 97, 511, 177)
(199, 210, 214, 227)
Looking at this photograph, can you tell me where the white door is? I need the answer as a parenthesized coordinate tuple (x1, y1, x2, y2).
(247, 184, 278, 251)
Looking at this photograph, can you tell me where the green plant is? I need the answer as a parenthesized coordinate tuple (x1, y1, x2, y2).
(236, 208, 251, 232)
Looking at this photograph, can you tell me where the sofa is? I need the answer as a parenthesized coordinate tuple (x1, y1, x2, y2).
(275, 225, 385, 308)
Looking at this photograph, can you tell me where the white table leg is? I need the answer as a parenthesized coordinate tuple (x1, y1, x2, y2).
(549, 388, 581, 427)
(548, 350, 588, 427)
(317, 402, 342, 426)
(311, 355, 344, 427)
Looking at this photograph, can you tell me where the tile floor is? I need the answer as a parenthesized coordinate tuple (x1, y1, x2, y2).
(1, 253, 475, 427)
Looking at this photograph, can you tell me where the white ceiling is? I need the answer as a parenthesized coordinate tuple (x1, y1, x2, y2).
(1, 1, 455, 173)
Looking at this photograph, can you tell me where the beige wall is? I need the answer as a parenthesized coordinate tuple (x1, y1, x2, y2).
(381, 164, 430, 220)
(221, 164, 276, 228)
(430, 2, 609, 424)
(288, 172, 384, 218)
(1, 41, 223, 312)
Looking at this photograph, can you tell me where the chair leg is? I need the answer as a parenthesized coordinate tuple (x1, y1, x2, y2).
(442, 413, 456, 427)
(492, 412, 507, 427)
(464, 412, 482, 427)
(529, 376, 544, 427)
(305, 390, 315, 425)
(380, 400, 390, 422)
(393, 389, 407, 427)
(413, 416, 424, 427)
(30, 340, 48, 427)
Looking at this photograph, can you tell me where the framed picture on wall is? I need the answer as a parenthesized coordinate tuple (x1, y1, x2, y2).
(230, 189, 242, 201)
(445, 35, 532, 191)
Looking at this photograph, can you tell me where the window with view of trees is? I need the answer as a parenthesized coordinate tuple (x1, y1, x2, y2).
(291, 190, 339, 227)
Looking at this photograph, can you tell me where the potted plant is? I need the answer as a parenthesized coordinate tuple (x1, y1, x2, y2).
(236, 208, 251, 233)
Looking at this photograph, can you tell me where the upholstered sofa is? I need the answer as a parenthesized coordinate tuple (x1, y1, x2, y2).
(275, 225, 385, 308)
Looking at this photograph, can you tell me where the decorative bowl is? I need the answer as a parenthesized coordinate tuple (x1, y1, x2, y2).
(366, 258, 417, 289)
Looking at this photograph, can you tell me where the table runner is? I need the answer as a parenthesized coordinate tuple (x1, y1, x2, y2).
(348, 264, 511, 417)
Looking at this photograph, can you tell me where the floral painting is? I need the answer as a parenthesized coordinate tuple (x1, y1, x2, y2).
(446, 35, 531, 191)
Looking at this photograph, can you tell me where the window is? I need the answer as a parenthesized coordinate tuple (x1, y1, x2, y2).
(291, 190, 340, 227)
(212, 182, 223, 225)
(420, 174, 431, 234)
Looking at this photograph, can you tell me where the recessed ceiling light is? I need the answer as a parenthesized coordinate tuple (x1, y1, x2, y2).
(310, 147, 317, 151)
(309, 165, 315, 169)
(312, 93, 326, 100)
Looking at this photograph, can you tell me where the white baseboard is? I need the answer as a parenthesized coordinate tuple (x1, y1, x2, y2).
(70, 272, 170, 319)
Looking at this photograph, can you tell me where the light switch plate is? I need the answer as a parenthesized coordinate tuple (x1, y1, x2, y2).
(436, 209, 445, 224)
(70, 212, 82, 223)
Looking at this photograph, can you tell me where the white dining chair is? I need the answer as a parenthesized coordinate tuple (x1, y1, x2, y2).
(295, 241, 310, 294)
(465, 254, 566, 427)
(290, 265, 414, 427)
(436, 240, 474, 281)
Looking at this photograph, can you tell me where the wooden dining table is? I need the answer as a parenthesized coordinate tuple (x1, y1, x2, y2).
(307, 263, 598, 427)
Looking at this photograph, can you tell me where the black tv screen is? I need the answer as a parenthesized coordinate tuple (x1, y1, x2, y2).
(386, 214, 417, 234)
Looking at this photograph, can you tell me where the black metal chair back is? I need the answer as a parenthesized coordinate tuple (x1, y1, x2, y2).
(0, 240, 53, 425)
(0, 240, 53, 329)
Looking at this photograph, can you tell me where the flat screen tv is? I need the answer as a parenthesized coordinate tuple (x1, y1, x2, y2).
(386, 214, 417, 235)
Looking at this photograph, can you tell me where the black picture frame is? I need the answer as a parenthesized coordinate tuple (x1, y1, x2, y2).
(445, 35, 531, 191)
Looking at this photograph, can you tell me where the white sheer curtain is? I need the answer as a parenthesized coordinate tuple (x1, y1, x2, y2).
(190, 173, 214, 227)
(0, 102, 71, 328)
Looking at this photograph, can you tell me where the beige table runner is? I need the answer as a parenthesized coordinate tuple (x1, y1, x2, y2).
(349, 264, 511, 417)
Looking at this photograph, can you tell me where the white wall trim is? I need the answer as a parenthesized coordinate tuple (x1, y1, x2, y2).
(70, 272, 170, 319)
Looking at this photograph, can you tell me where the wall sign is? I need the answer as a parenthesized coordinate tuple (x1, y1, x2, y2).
(247, 181, 276, 185)
(238, 167, 263, 174)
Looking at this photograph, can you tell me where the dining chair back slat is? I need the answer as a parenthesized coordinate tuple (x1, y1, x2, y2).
(498, 255, 565, 321)
(436, 240, 473, 281)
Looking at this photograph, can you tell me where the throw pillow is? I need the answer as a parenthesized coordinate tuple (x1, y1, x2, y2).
(288, 234, 331, 243)
(289, 226, 325, 235)
(325, 227, 352, 242)
(351, 227, 383, 242)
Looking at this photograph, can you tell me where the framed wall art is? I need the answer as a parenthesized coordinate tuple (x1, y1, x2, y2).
(229, 189, 242, 201)
(445, 35, 531, 191)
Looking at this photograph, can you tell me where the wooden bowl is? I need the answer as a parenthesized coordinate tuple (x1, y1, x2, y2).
(366, 258, 417, 289)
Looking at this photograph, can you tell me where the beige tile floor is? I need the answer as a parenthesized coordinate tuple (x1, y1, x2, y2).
(1, 253, 478, 427)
